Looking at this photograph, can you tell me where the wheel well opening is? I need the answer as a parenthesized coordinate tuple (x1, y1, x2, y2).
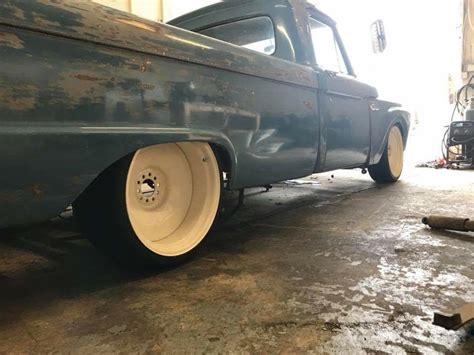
(76, 141, 234, 207)
(394, 121, 407, 148)
(209, 143, 232, 175)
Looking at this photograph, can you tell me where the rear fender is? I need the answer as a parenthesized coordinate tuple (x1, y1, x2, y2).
(64, 128, 238, 201)
(0, 126, 237, 228)
(77, 127, 237, 184)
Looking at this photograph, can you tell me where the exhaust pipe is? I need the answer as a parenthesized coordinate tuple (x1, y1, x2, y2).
(422, 215, 474, 232)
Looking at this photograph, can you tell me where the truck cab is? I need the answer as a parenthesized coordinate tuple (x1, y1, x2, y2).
(169, 0, 348, 67)
(170, 0, 403, 173)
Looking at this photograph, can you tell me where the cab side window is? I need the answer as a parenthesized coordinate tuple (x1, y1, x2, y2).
(309, 18, 348, 74)
(200, 17, 276, 55)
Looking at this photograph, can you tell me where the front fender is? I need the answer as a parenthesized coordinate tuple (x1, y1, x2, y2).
(369, 102, 411, 166)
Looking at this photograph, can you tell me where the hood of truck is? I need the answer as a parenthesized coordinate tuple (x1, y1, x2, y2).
(0, 0, 317, 89)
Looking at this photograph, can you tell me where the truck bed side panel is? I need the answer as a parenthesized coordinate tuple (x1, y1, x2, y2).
(0, 0, 317, 89)
(0, 27, 319, 227)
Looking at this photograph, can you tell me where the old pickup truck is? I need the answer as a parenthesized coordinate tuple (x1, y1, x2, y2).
(0, 0, 409, 267)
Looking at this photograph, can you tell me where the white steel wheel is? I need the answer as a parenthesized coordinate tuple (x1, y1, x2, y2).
(125, 142, 221, 257)
(368, 125, 405, 183)
(387, 126, 404, 179)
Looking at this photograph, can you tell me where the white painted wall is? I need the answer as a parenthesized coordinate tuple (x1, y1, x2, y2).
(463, 0, 474, 81)
(93, 0, 130, 12)
(93, 0, 162, 21)
(163, 0, 219, 22)
(131, 0, 162, 22)
(93, 0, 219, 22)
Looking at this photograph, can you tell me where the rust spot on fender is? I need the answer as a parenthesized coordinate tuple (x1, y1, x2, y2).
(114, 18, 160, 33)
(29, 184, 44, 199)
(0, 85, 38, 111)
(0, 191, 19, 203)
(4, 5, 26, 20)
(72, 74, 104, 82)
(0, 32, 24, 49)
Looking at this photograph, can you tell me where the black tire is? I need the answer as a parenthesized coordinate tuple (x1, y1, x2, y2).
(73, 143, 221, 269)
(368, 125, 404, 183)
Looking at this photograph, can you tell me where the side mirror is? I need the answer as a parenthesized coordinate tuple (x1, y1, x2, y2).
(371, 19, 387, 54)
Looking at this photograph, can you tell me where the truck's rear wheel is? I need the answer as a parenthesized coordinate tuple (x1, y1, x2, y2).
(73, 142, 221, 268)
(368, 125, 404, 183)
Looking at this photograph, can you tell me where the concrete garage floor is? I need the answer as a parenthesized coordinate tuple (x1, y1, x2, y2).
(0, 167, 473, 353)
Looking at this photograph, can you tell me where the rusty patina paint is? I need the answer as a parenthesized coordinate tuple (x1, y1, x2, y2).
(72, 74, 105, 82)
(0, 19, 319, 226)
(29, 183, 45, 200)
(0, 0, 317, 89)
(0, 85, 38, 111)
(0, 191, 20, 203)
(0, 32, 24, 49)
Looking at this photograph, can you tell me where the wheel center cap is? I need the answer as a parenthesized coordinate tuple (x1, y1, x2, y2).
(136, 171, 160, 205)
(141, 179, 155, 197)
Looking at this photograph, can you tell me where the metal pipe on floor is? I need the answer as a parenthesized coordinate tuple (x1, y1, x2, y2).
(422, 215, 474, 232)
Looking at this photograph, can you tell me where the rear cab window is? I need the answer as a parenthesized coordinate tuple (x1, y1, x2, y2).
(199, 16, 276, 55)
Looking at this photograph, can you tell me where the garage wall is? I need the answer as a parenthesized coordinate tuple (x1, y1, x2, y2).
(132, 0, 162, 22)
(92, 0, 219, 22)
(93, 0, 162, 21)
(463, 0, 474, 83)
(93, 0, 130, 12)
(163, 0, 219, 22)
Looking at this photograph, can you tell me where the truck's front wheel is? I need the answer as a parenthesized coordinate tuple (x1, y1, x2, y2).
(368, 125, 404, 183)
(73, 142, 221, 268)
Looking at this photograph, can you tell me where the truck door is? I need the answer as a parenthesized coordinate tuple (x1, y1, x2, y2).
(309, 17, 374, 171)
